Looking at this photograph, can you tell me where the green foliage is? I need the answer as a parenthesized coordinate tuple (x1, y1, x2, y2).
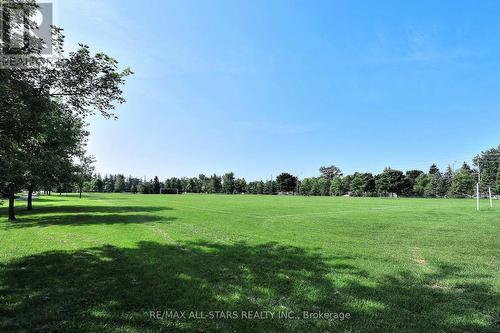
(314, 177, 330, 196)
(114, 175, 126, 193)
(247, 181, 264, 194)
(497, 166, 500, 194)
(449, 164, 475, 197)
(222, 172, 235, 194)
(263, 180, 276, 195)
(329, 177, 345, 196)
(276, 173, 298, 193)
(319, 165, 342, 180)
(300, 177, 330, 196)
(424, 172, 445, 198)
(474, 145, 500, 194)
(413, 174, 430, 197)
(405, 170, 424, 184)
(234, 178, 247, 194)
(405, 170, 424, 196)
(139, 181, 152, 194)
(152, 176, 161, 194)
(300, 178, 314, 195)
(375, 168, 406, 196)
(211, 174, 222, 194)
(90, 174, 104, 192)
(428, 164, 439, 175)
(74, 156, 95, 197)
(103, 175, 115, 193)
(442, 166, 454, 196)
(165, 177, 182, 193)
(350, 173, 375, 196)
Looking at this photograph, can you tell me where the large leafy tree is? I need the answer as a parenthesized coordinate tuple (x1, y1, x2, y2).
(276, 173, 298, 193)
(405, 170, 424, 195)
(428, 164, 439, 175)
(442, 166, 454, 196)
(329, 177, 345, 196)
(152, 176, 161, 194)
(3, 1, 131, 120)
(474, 145, 500, 194)
(114, 175, 126, 193)
(254, 181, 265, 194)
(350, 173, 375, 196)
(90, 174, 104, 192)
(1, 1, 131, 219)
(375, 168, 406, 196)
(234, 178, 247, 194)
(25, 101, 88, 208)
(1, 76, 85, 215)
(449, 163, 475, 197)
(210, 174, 222, 194)
(263, 179, 276, 195)
(423, 167, 446, 198)
(139, 180, 152, 194)
(413, 174, 430, 197)
(222, 172, 235, 194)
(0, 75, 31, 219)
(104, 175, 115, 193)
(496, 166, 500, 194)
(319, 165, 342, 180)
(310, 177, 329, 196)
(74, 155, 95, 199)
(299, 178, 314, 195)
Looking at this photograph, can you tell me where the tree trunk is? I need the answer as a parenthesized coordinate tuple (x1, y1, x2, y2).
(8, 185, 16, 221)
(79, 187, 82, 199)
(27, 187, 33, 211)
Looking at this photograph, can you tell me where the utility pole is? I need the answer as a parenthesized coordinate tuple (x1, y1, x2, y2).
(270, 174, 273, 195)
(476, 163, 481, 211)
(488, 187, 493, 208)
(477, 183, 480, 211)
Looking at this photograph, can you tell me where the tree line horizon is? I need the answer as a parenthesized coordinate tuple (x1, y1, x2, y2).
(80, 145, 499, 198)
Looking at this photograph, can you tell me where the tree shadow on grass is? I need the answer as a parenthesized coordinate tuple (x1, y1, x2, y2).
(21, 205, 173, 215)
(3, 205, 175, 229)
(0, 241, 497, 333)
(4, 214, 176, 229)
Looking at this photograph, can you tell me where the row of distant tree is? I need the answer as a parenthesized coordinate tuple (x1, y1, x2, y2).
(83, 173, 273, 195)
(84, 146, 500, 198)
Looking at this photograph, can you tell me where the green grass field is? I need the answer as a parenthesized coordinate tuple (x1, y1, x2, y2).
(0, 194, 498, 332)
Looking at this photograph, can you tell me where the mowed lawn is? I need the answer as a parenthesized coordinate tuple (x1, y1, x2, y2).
(0, 194, 498, 333)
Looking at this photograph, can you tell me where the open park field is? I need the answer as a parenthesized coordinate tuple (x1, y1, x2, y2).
(0, 194, 499, 332)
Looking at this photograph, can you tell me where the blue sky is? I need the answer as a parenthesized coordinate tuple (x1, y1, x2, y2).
(57, 0, 499, 180)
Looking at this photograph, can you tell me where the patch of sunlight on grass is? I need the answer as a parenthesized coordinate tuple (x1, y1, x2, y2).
(214, 291, 241, 303)
(349, 298, 386, 311)
(446, 313, 493, 327)
(90, 309, 111, 319)
(177, 273, 193, 281)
